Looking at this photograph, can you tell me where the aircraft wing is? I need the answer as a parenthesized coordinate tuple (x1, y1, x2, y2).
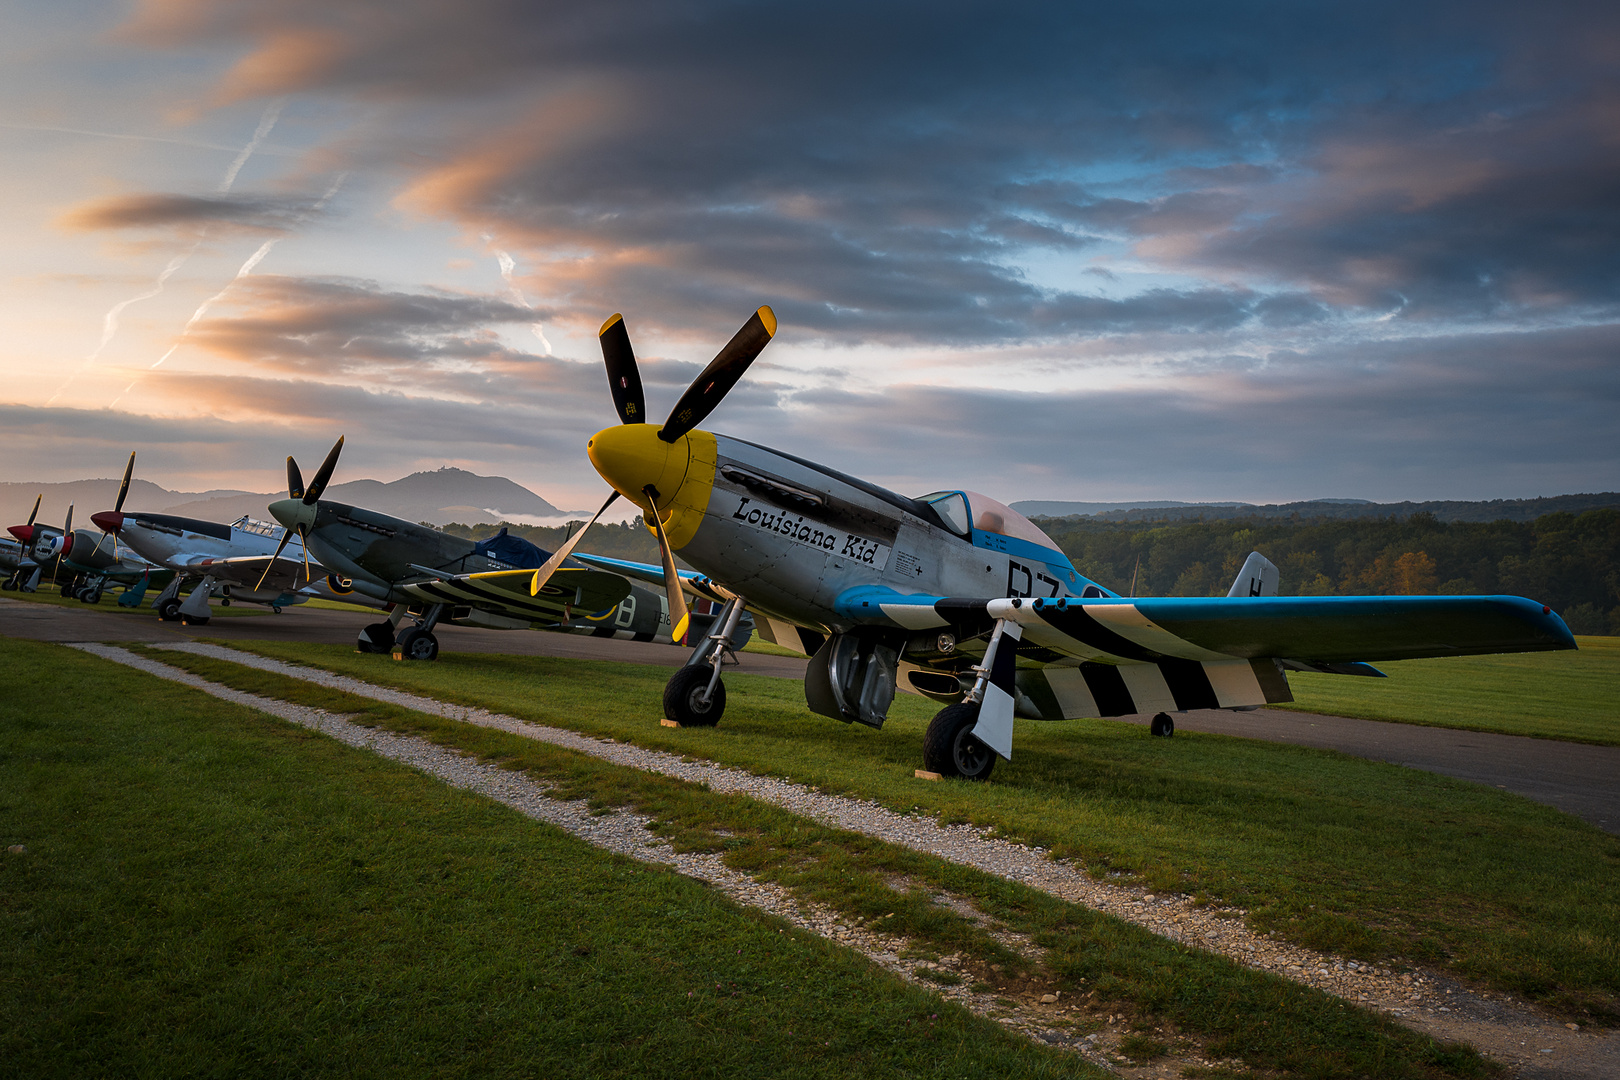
(570, 553, 729, 603)
(396, 567, 631, 625)
(862, 590, 1576, 721)
(186, 554, 321, 592)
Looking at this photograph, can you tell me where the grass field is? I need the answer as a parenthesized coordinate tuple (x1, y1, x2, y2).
(2, 638, 1101, 1079)
(8, 637, 1505, 1079)
(1283, 636, 1620, 745)
(221, 639, 1620, 1026)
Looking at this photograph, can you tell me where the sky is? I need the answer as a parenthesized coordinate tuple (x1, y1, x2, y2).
(2, 0, 1616, 513)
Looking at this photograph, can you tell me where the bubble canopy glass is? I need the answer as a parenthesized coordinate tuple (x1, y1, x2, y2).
(916, 490, 1061, 551)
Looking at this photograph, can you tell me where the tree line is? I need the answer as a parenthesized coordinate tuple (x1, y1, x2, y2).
(1034, 508, 1620, 635)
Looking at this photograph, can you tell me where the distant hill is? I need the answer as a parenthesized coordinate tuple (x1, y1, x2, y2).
(0, 467, 580, 528)
(1016, 493, 1620, 524)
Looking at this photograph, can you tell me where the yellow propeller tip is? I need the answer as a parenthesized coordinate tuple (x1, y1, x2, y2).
(530, 569, 543, 596)
(757, 305, 777, 336)
(672, 614, 690, 643)
(599, 312, 624, 336)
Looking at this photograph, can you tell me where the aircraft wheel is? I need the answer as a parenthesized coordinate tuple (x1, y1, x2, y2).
(923, 702, 996, 781)
(394, 627, 439, 661)
(181, 614, 210, 627)
(272, 605, 282, 614)
(357, 621, 396, 654)
(1, 579, 14, 591)
(82, 589, 103, 605)
(157, 598, 183, 621)
(221, 598, 231, 607)
(663, 665, 725, 727)
(1150, 712, 1175, 737)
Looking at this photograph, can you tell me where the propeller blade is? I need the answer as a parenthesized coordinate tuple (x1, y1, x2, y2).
(115, 451, 135, 512)
(25, 495, 40, 529)
(302, 436, 344, 505)
(62, 504, 72, 538)
(598, 314, 647, 425)
(644, 487, 690, 644)
(254, 528, 296, 591)
(658, 306, 776, 443)
(530, 490, 620, 596)
(287, 456, 305, 500)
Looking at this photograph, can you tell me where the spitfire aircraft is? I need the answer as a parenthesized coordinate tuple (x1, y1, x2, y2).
(265, 438, 752, 660)
(535, 306, 1577, 781)
(89, 453, 370, 624)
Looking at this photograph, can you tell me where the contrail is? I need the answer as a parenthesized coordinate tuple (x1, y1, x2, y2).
(44, 97, 288, 405)
(109, 172, 348, 407)
(493, 245, 553, 355)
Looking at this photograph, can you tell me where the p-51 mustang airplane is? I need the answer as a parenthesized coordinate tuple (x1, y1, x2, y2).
(536, 306, 1576, 781)
(89, 453, 373, 624)
(265, 438, 752, 660)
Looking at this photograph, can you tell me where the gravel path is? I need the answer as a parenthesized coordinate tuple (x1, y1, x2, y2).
(78, 641, 1617, 1078)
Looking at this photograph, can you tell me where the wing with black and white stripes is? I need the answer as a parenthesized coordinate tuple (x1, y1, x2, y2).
(396, 566, 631, 626)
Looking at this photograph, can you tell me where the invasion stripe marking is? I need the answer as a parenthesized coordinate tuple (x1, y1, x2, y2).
(1036, 607, 1162, 663)
(1080, 662, 1135, 716)
(1118, 663, 1177, 714)
(1158, 658, 1221, 711)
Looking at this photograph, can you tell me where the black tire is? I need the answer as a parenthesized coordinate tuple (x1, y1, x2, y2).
(663, 665, 726, 727)
(181, 614, 210, 627)
(923, 702, 996, 780)
(357, 621, 396, 654)
(157, 598, 183, 621)
(394, 627, 439, 661)
(1150, 712, 1175, 737)
(82, 589, 103, 604)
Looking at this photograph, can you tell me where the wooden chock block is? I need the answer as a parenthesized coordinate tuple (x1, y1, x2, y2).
(914, 769, 942, 781)
(659, 718, 680, 728)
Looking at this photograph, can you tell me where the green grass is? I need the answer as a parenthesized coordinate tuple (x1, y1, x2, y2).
(1282, 636, 1620, 745)
(0, 638, 1094, 1080)
(126, 643, 1496, 1078)
(224, 640, 1620, 1024)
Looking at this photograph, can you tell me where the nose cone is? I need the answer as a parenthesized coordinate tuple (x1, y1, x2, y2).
(91, 511, 123, 534)
(587, 424, 691, 511)
(268, 497, 314, 532)
(8, 525, 33, 543)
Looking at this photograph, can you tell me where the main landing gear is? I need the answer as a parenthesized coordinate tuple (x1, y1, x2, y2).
(662, 596, 746, 727)
(373, 603, 445, 661)
(923, 701, 996, 782)
(1150, 712, 1176, 737)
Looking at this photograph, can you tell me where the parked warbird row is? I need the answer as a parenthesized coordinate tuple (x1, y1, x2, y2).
(10, 306, 1576, 779)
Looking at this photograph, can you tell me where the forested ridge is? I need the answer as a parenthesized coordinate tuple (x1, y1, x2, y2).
(447, 508, 1620, 636)
(1035, 509, 1620, 635)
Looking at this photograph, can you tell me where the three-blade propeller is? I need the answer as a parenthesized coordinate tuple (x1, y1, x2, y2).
(589, 306, 777, 643)
(256, 436, 343, 591)
(93, 451, 136, 559)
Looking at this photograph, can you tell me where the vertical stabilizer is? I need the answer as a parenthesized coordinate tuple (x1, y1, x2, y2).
(1227, 551, 1279, 597)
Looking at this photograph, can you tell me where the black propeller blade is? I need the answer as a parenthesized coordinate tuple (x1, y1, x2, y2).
(658, 306, 776, 443)
(24, 494, 40, 530)
(115, 452, 134, 513)
(599, 314, 646, 425)
(303, 436, 344, 505)
(287, 456, 305, 500)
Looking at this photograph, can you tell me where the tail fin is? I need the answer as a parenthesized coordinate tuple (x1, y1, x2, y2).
(1227, 551, 1279, 597)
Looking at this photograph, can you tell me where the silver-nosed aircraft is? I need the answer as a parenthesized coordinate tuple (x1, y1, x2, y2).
(89, 453, 371, 624)
(264, 439, 751, 660)
(522, 306, 1577, 781)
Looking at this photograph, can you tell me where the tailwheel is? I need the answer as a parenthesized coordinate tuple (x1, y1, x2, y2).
(357, 621, 396, 654)
(393, 627, 439, 661)
(923, 702, 996, 781)
(663, 665, 725, 727)
(1150, 712, 1175, 737)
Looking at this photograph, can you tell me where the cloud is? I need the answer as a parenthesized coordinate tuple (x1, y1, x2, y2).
(59, 193, 311, 232)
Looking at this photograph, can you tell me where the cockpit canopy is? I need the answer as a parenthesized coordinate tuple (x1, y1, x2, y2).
(916, 490, 1062, 551)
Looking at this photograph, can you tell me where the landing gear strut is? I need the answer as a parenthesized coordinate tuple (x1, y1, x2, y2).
(358, 605, 407, 654)
(662, 596, 745, 726)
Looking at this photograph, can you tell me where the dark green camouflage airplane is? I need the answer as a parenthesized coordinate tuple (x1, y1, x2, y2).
(263, 439, 750, 660)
